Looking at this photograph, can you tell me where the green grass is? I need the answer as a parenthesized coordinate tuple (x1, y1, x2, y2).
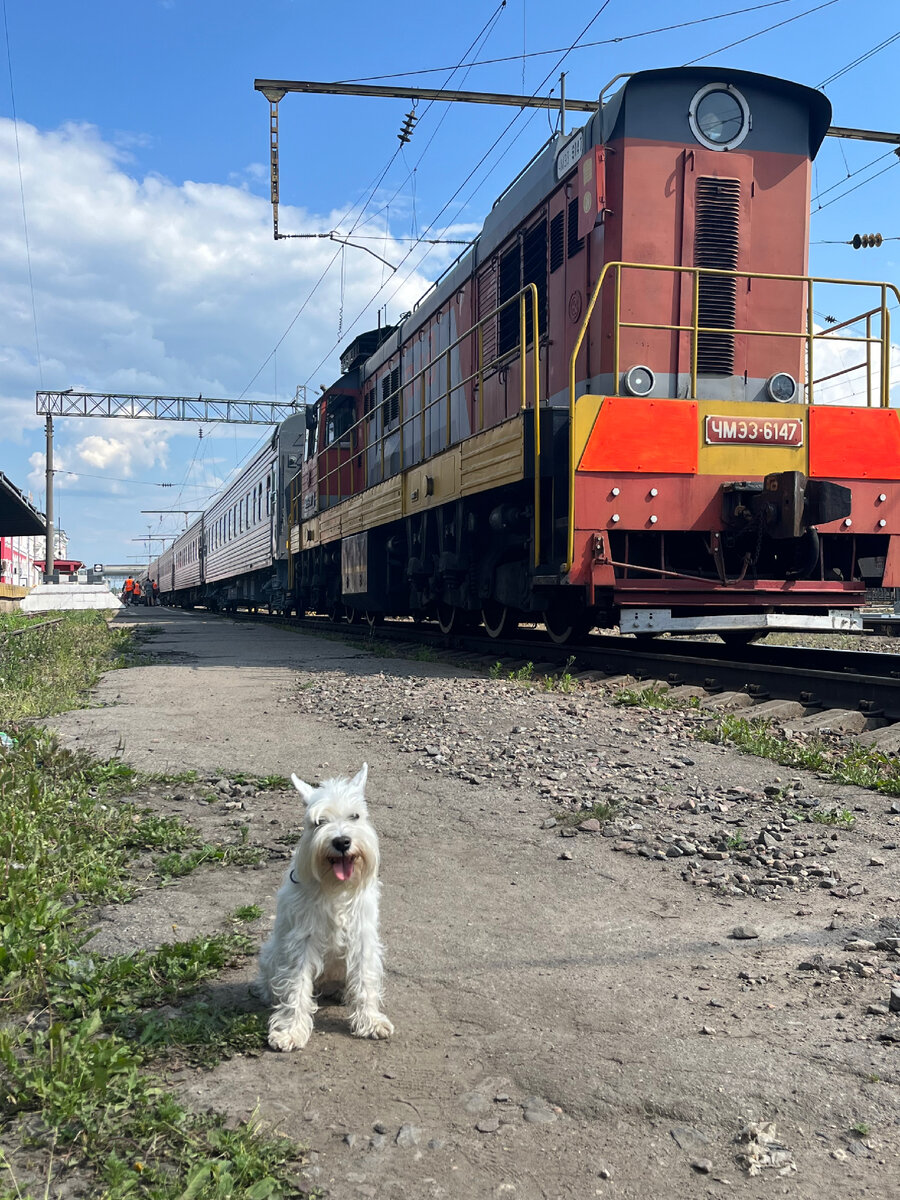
(489, 656, 579, 692)
(612, 682, 679, 709)
(810, 808, 856, 829)
(0, 727, 307, 1198)
(0, 611, 132, 722)
(232, 904, 263, 922)
(157, 842, 265, 883)
(697, 713, 900, 795)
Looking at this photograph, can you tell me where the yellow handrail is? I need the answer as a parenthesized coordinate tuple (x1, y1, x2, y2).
(314, 283, 542, 528)
(566, 261, 900, 570)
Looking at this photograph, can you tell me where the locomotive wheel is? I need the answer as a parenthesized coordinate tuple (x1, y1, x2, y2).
(437, 603, 467, 635)
(364, 610, 384, 628)
(543, 607, 590, 645)
(482, 601, 518, 639)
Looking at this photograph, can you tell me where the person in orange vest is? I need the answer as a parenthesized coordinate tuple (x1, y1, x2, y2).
(132, 580, 143, 605)
(123, 576, 135, 605)
(151, 579, 160, 606)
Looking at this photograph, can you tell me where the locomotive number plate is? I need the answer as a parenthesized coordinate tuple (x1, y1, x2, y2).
(705, 415, 803, 447)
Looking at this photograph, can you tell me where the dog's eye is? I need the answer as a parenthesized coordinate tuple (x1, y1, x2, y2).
(350, 813, 360, 821)
(314, 817, 325, 827)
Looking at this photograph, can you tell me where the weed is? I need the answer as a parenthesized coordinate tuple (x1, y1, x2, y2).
(539, 657, 579, 693)
(613, 683, 677, 709)
(258, 774, 291, 790)
(489, 661, 503, 679)
(810, 808, 855, 829)
(0, 729, 306, 1197)
(123, 1001, 268, 1068)
(233, 903, 263, 922)
(697, 714, 900, 797)
(725, 830, 747, 851)
(852, 1122, 870, 1137)
(156, 843, 264, 882)
(0, 612, 133, 721)
(409, 645, 437, 662)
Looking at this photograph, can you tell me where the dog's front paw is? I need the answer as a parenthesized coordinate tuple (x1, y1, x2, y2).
(268, 1023, 311, 1052)
(352, 1011, 394, 1040)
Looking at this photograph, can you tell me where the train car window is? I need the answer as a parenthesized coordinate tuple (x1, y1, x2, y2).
(549, 211, 565, 273)
(567, 197, 584, 259)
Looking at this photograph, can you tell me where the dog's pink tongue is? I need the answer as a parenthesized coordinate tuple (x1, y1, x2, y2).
(333, 856, 354, 881)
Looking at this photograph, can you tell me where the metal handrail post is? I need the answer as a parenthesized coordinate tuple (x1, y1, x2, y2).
(529, 283, 542, 567)
(477, 323, 484, 432)
(520, 293, 527, 410)
(807, 279, 815, 405)
(691, 269, 699, 398)
(866, 313, 872, 407)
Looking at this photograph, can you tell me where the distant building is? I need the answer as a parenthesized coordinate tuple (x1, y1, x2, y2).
(0, 473, 48, 590)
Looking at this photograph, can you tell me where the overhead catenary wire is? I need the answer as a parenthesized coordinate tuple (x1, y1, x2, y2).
(177, 2, 511, 521)
(302, 0, 616, 389)
(339, 0, 808, 82)
(683, 0, 839, 66)
(818, 30, 900, 89)
(811, 147, 897, 205)
(812, 156, 900, 213)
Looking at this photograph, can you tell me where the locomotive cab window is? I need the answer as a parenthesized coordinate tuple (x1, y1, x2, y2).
(688, 83, 751, 151)
(323, 394, 355, 448)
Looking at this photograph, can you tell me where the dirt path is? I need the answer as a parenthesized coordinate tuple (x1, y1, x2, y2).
(49, 609, 899, 1199)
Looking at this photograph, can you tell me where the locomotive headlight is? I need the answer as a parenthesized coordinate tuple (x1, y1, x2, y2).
(766, 372, 798, 403)
(689, 84, 751, 151)
(622, 365, 655, 397)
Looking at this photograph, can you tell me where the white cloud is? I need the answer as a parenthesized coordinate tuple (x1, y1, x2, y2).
(0, 115, 454, 558)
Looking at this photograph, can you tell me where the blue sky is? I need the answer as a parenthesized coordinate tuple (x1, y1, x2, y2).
(1, 0, 898, 565)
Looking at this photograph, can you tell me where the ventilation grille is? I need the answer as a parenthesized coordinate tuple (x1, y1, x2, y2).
(694, 176, 740, 375)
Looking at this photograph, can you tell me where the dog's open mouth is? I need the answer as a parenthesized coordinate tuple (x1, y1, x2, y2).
(328, 853, 357, 882)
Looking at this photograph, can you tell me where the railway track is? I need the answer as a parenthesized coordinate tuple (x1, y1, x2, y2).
(219, 608, 900, 727)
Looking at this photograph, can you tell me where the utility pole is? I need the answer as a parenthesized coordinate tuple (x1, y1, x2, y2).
(44, 415, 55, 580)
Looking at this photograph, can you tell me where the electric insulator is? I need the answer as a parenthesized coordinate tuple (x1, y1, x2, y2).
(851, 232, 883, 248)
(397, 109, 419, 145)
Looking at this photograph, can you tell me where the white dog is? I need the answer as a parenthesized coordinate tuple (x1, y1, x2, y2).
(257, 763, 394, 1051)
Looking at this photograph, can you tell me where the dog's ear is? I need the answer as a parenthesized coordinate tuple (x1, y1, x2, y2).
(290, 773, 316, 804)
(349, 763, 368, 792)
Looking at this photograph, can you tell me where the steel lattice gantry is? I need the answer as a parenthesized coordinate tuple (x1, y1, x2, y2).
(35, 391, 301, 425)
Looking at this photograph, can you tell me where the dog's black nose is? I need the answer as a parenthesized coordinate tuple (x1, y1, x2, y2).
(331, 835, 351, 853)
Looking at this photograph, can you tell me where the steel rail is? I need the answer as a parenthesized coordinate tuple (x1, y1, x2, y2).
(217, 608, 900, 722)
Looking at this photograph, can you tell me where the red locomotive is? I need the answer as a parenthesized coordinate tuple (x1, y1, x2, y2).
(154, 66, 900, 643)
(290, 66, 899, 642)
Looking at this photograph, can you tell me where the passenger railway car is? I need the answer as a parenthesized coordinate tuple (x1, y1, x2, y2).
(151, 66, 900, 642)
